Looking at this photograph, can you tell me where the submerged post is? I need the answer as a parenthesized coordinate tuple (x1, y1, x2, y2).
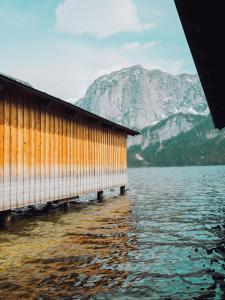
(97, 191, 104, 201)
(63, 201, 70, 211)
(120, 186, 126, 196)
(0, 211, 12, 229)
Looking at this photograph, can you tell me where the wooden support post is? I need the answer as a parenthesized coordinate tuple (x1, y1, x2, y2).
(45, 202, 53, 212)
(120, 186, 126, 196)
(97, 190, 104, 201)
(28, 205, 37, 214)
(63, 201, 70, 211)
(0, 211, 12, 229)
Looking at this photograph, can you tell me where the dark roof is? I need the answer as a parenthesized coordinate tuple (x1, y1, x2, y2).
(0, 72, 139, 136)
(174, 0, 225, 130)
(0, 72, 33, 87)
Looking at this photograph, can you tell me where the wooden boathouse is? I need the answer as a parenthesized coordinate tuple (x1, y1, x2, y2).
(0, 73, 139, 221)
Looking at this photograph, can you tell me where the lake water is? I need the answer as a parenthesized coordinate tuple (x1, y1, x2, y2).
(1, 166, 225, 299)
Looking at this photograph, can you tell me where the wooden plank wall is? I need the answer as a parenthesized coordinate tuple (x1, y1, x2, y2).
(0, 86, 127, 211)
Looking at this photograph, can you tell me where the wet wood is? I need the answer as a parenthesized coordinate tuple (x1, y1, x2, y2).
(120, 186, 126, 196)
(0, 210, 12, 228)
(97, 190, 104, 201)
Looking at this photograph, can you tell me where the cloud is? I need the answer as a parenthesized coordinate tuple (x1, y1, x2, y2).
(55, 0, 154, 38)
(143, 41, 161, 48)
(122, 40, 161, 51)
(4, 40, 185, 101)
(7, 42, 129, 101)
(0, 0, 196, 104)
(152, 10, 163, 17)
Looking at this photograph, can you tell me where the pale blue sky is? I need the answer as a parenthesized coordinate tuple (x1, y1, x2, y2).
(0, 0, 196, 100)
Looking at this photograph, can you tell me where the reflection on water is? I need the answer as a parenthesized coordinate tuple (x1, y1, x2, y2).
(0, 197, 135, 299)
(1, 166, 225, 299)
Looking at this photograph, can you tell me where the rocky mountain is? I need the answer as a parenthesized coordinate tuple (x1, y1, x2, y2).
(76, 65, 208, 130)
(76, 65, 225, 167)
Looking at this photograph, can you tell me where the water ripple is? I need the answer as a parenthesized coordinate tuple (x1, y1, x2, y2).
(1, 166, 225, 299)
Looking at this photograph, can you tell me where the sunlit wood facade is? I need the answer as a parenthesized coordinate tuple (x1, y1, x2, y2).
(0, 74, 138, 212)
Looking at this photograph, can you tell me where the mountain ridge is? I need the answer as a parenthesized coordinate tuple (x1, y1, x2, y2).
(76, 65, 225, 167)
(128, 114, 225, 167)
(76, 65, 208, 130)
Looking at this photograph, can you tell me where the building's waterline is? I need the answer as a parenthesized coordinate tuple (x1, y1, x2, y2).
(1, 166, 225, 299)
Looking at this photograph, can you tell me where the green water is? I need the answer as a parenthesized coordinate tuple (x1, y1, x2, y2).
(1, 166, 225, 299)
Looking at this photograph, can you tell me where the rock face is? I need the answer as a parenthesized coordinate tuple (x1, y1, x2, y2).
(140, 113, 199, 149)
(76, 65, 208, 130)
(76, 65, 225, 166)
(128, 114, 225, 167)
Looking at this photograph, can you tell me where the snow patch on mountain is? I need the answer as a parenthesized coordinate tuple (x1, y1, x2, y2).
(140, 113, 200, 150)
(77, 65, 208, 131)
(135, 153, 144, 161)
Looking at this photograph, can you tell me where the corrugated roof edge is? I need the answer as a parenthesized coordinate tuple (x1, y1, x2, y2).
(0, 73, 139, 136)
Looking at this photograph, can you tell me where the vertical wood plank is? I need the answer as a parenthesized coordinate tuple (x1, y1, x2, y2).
(106, 129, 108, 189)
(49, 109, 55, 201)
(40, 104, 46, 203)
(71, 117, 75, 196)
(68, 116, 72, 197)
(58, 114, 62, 199)
(82, 121, 84, 194)
(35, 103, 41, 203)
(94, 125, 97, 191)
(17, 96, 24, 208)
(96, 126, 99, 190)
(74, 118, 78, 196)
(29, 103, 35, 204)
(54, 111, 59, 200)
(86, 123, 89, 193)
(3, 95, 11, 210)
(0, 92, 4, 210)
(84, 122, 87, 194)
(62, 116, 66, 198)
(66, 116, 71, 197)
(102, 126, 104, 190)
(45, 109, 50, 201)
(110, 129, 112, 188)
(23, 101, 30, 206)
(90, 124, 93, 193)
(10, 95, 18, 208)
(77, 120, 80, 195)
(124, 134, 128, 185)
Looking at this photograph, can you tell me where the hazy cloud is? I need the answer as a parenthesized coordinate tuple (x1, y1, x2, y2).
(122, 40, 161, 51)
(6, 41, 184, 101)
(152, 10, 163, 17)
(55, 0, 154, 38)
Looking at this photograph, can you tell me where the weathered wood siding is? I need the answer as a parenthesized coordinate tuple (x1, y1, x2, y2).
(0, 87, 127, 211)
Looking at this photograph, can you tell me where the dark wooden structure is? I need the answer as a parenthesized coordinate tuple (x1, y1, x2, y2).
(174, 0, 225, 129)
(0, 73, 139, 218)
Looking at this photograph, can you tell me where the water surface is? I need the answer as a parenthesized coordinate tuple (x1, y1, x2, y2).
(1, 166, 225, 299)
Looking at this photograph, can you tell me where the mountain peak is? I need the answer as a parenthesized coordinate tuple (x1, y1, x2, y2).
(76, 66, 207, 130)
(130, 64, 144, 70)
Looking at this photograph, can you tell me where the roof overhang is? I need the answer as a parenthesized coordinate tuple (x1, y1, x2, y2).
(174, 0, 225, 129)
